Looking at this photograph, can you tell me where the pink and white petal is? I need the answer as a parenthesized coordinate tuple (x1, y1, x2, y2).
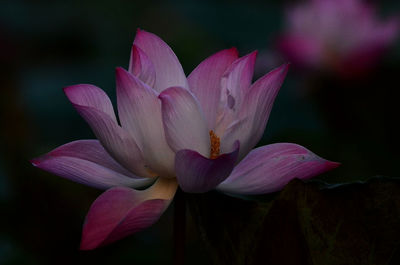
(215, 51, 258, 136)
(63, 84, 117, 122)
(31, 152, 154, 190)
(64, 85, 149, 177)
(220, 63, 289, 159)
(72, 104, 151, 178)
(188, 48, 238, 130)
(80, 178, 178, 250)
(115, 68, 175, 178)
(222, 51, 257, 98)
(128, 45, 156, 88)
(33, 140, 140, 178)
(219, 118, 248, 157)
(175, 141, 239, 193)
(133, 29, 188, 92)
(159, 86, 210, 157)
(217, 143, 340, 195)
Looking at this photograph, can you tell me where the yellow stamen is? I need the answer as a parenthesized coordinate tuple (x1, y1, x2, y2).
(145, 166, 159, 178)
(209, 130, 220, 159)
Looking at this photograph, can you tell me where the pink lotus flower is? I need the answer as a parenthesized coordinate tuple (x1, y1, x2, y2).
(278, 0, 399, 76)
(31, 29, 339, 250)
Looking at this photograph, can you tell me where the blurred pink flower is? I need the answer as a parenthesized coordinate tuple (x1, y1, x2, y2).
(31, 30, 339, 250)
(278, 0, 399, 76)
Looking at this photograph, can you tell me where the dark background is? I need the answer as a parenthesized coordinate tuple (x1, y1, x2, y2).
(1, 0, 399, 264)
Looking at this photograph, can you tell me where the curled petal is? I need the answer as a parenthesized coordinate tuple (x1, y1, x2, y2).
(188, 48, 238, 130)
(221, 63, 289, 159)
(63, 84, 117, 121)
(222, 51, 257, 98)
(216, 51, 258, 136)
(134, 29, 188, 92)
(175, 141, 239, 193)
(217, 143, 340, 195)
(80, 178, 178, 250)
(128, 45, 156, 87)
(115, 68, 175, 178)
(31, 140, 153, 189)
(159, 86, 210, 157)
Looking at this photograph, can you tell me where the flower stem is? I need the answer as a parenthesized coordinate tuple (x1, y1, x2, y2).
(173, 188, 186, 265)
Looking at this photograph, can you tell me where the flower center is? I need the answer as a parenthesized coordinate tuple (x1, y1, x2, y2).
(209, 130, 220, 159)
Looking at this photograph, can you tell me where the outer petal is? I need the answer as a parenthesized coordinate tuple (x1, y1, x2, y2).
(64, 85, 151, 178)
(31, 140, 153, 189)
(159, 86, 210, 157)
(175, 141, 239, 193)
(188, 48, 238, 130)
(217, 143, 340, 195)
(133, 29, 188, 92)
(220, 63, 289, 159)
(62, 84, 117, 121)
(128, 45, 156, 88)
(115, 67, 175, 178)
(80, 178, 178, 250)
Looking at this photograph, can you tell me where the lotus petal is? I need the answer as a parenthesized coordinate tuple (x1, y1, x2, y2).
(217, 143, 340, 195)
(80, 178, 178, 250)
